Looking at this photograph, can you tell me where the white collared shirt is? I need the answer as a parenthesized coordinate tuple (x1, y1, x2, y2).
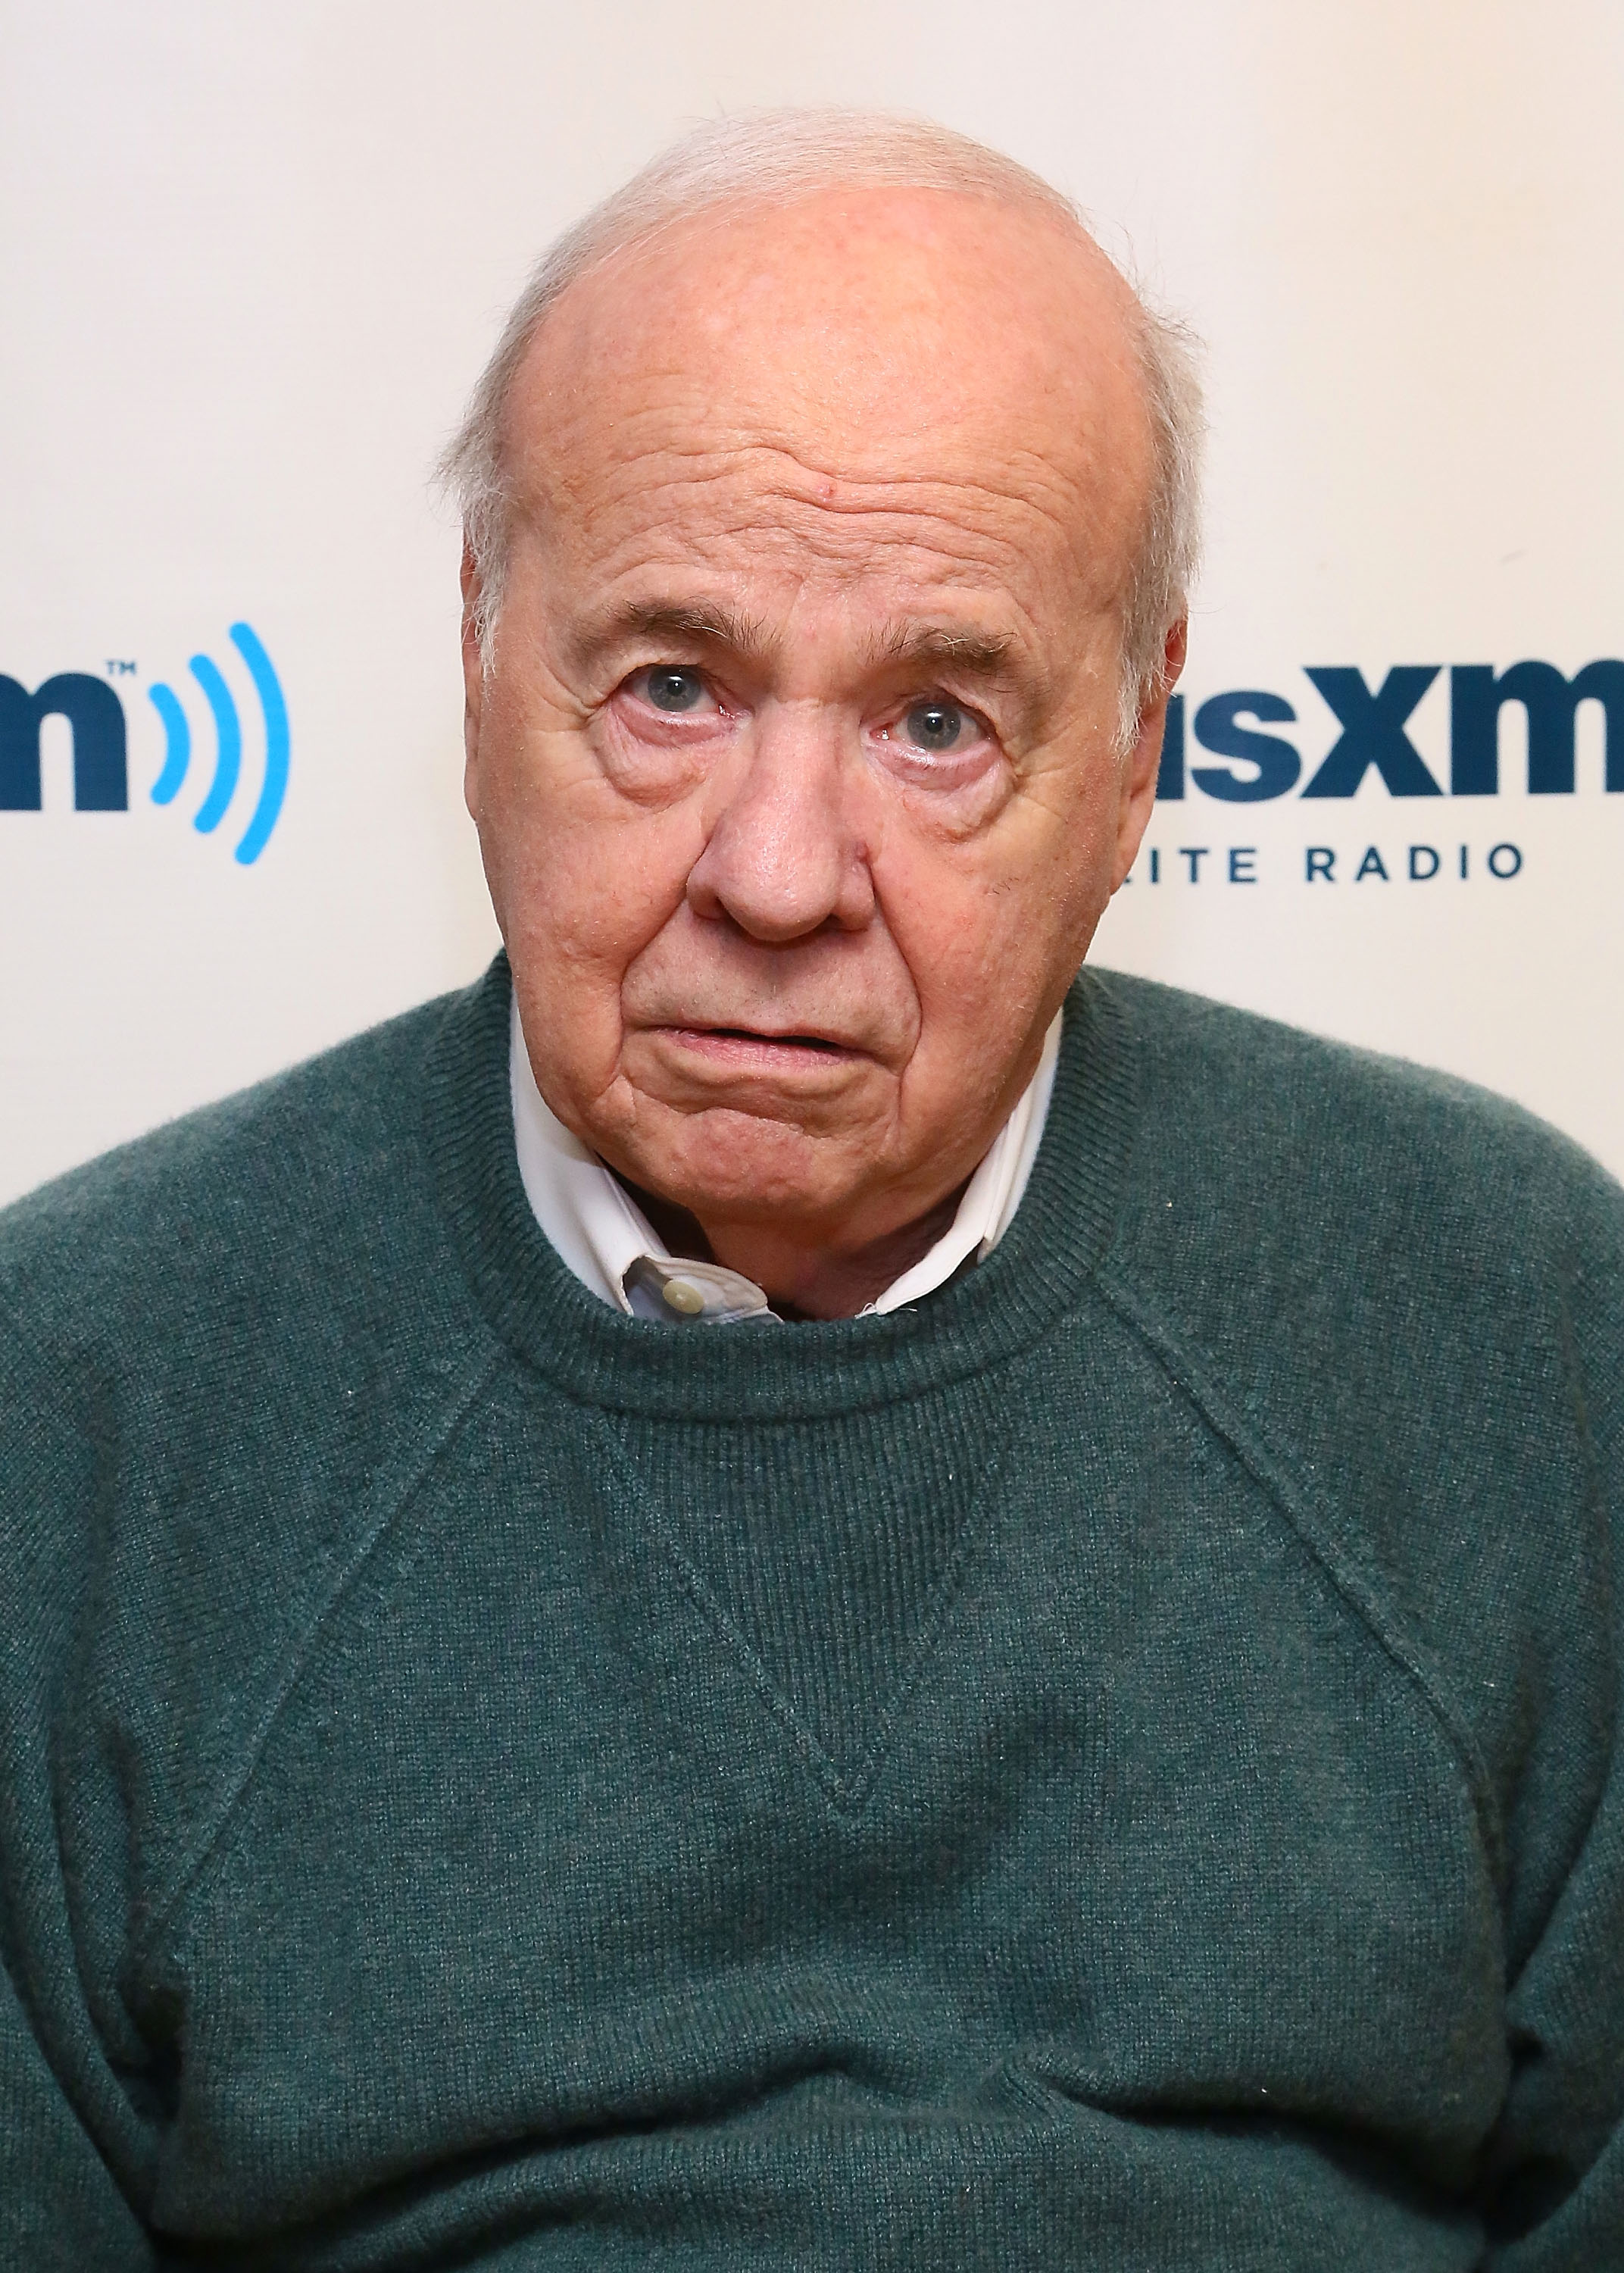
(509, 996, 1061, 1322)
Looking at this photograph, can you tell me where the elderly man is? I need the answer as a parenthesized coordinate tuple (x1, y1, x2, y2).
(2, 112, 1620, 2271)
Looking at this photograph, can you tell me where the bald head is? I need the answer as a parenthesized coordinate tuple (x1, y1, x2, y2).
(508, 188, 1152, 689)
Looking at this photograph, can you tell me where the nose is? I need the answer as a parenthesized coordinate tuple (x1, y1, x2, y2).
(685, 705, 875, 941)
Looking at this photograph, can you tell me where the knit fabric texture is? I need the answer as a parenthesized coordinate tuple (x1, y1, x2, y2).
(2, 954, 1621, 2269)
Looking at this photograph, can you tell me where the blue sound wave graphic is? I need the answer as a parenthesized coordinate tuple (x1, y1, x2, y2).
(189, 654, 241, 833)
(148, 686, 189, 803)
(146, 623, 289, 864)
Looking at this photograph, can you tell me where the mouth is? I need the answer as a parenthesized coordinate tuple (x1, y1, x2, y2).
(654, 1024, 864, 1071)
(668, 1024, 854, 1052)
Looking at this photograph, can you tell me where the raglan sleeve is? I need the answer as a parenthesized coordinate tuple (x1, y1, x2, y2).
(0, 1294, 161, 2268)
(1481, 1153, 1624, 2268)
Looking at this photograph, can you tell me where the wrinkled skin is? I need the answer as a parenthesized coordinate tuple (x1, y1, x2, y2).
(461, 186, 1184, 1316)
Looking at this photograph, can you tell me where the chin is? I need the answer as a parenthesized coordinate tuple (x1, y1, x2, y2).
(622, 1108, 867, 1231)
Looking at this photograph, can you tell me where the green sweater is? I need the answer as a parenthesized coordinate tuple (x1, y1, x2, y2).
(2, 955, 1621, 2270)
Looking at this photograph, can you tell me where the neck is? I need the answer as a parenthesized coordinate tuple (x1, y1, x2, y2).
(617, 1176, 971, 1321)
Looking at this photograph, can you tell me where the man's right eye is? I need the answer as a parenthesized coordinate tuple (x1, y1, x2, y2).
(638, 666, 708, 713)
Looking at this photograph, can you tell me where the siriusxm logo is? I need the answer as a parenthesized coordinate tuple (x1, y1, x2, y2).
(0, 621, 289, 864)
(1158, 661, 1624, 802)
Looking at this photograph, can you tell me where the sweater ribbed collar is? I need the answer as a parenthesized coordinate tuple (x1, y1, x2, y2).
(423, 954, 1140, 1423)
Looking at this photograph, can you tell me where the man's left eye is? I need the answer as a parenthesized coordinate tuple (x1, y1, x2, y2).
(892, 699, 983, 755)
(638, 666, 710, 713)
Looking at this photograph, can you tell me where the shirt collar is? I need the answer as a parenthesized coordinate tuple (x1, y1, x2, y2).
(509, 993, 1062, 1321)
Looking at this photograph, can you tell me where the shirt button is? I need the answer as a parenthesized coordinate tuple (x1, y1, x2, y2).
(661, 1277, 707, 1316)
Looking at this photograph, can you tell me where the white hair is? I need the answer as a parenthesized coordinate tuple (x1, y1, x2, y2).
(439, 108, 1204, 753)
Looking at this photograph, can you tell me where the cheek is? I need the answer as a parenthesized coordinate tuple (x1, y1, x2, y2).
(500, 805, 704, 1135)
(873, 783, 1115, 1052)
(876, 852, 1042, 1037)
(508, 800, 698, 977)
(477, 724, 706, 1075)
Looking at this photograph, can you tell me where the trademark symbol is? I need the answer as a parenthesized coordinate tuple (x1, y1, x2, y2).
(105, 659, 136, 677)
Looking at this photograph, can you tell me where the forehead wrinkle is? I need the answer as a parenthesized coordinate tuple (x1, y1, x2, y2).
(537, 424, 1111, 560)
(583, 483, 1096, 602)
(557, 515, 1046, 613)
(704, 439, 1103, 538)
(548, 502, 1092, 689)
(527, 438, 1123, 696)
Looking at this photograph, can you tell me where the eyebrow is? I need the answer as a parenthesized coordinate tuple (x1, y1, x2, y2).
(862, 621, 1017, 682)
(570, 600, 772, 667)
(570, 599, 1029, 699)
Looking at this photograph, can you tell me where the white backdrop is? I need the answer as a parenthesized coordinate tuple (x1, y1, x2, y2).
(4, 0, 1621, 1205)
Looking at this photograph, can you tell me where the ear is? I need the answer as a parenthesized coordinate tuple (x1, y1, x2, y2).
(1110, 615, 1186, 891)
(459, 539, 486, 821)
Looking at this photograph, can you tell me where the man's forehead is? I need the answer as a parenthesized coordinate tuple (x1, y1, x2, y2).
(503, 184, 1152, 570)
